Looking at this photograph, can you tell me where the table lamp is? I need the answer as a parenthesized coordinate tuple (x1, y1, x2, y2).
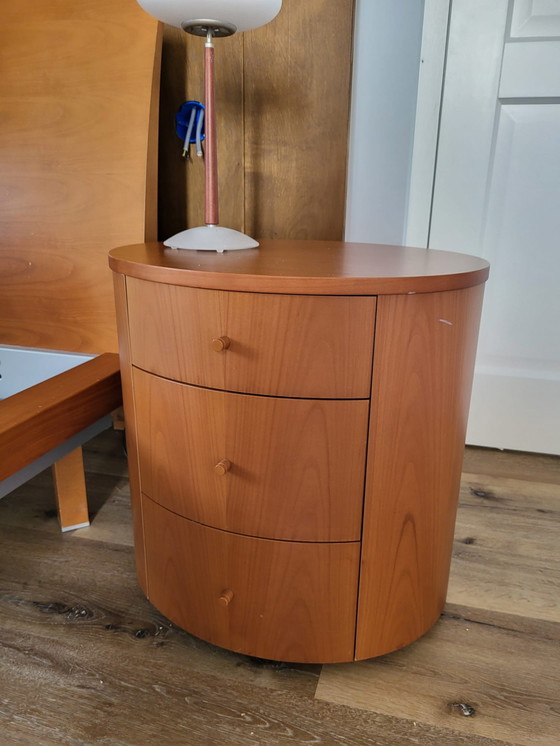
(136, 0, 282, 252)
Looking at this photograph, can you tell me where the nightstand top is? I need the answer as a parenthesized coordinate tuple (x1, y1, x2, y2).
(109, 239, 489, 295)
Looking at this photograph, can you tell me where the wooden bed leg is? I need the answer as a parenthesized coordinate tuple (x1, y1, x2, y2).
(52, 447, 90, 532)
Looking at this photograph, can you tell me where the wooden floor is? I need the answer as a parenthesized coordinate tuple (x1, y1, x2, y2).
(0, 430, 558, 746)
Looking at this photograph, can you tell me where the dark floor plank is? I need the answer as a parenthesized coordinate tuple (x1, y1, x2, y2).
(1, 625, 513, 746)
(81, 427, 129, 479)
(0, 525, 319, 695)
(459, 472, 560, 514)
(316, 608, 560, 746)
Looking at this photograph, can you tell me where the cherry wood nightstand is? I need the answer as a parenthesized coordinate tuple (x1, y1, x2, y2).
(110, 239, 489, 663)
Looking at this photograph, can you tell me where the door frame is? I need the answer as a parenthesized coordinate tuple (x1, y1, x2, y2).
(405, 0, 452, 248)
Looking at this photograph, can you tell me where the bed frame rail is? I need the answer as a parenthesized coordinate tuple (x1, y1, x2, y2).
(0, 353, 122, 530)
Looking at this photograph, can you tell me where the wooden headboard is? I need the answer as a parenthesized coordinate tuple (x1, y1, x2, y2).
(0, 0, 161, 354)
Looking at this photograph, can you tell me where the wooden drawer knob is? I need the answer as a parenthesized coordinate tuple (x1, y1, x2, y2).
(219, 589, 234, 606)
(214, 458, 232, 476)
(211, 336, 230, 352)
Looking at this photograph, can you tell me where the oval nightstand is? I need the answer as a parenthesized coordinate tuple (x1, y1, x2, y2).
(109, 238, 489, 663)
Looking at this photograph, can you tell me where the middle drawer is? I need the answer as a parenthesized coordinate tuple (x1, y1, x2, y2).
(133, 368, 368, 542)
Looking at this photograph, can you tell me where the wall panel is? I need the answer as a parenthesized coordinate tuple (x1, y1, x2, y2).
(158, 0, 355, 242)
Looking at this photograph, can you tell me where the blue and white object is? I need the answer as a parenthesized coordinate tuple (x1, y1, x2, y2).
(175, 100, 204, 158)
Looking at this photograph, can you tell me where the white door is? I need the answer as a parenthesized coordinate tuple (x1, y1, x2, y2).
(409, 0, 560, 455)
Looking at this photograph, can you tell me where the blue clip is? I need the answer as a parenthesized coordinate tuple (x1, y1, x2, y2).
(175, 101, 205, 158)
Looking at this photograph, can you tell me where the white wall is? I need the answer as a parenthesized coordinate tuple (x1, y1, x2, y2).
(345, 0, 425, 245)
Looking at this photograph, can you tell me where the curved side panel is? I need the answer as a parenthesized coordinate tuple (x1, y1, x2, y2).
(356, 284, 485, 659)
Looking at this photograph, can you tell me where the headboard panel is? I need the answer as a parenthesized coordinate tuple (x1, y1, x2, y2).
(0, 0, 160, 353)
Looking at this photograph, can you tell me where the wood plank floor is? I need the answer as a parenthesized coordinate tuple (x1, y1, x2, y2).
(0, 430, 558, 745)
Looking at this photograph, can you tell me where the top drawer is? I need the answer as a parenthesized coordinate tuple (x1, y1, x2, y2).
(126, 278, 376, 398)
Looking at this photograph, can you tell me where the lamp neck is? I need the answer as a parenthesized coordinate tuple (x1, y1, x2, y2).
(204, 32, 218, 225)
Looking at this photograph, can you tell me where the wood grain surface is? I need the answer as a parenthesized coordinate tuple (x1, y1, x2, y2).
(52, 447, 89, 530)
(133, 368, 368, 541)
(0, 429, 558, 745)
(109, 240, 490, 295)
(355, 285, 485, 659)
(463, 446, 560, 485)
(157, 25, 190, 239)
(448, 471, 560, 623)
(0, 0, 160, 353)
(125, 277, 376, 398)
(157, 0, 354, 242)
(0, 353, 121, 481)
(243, 0, 355, 240)
(317, 607, 560, 746)
(142, 495, 360, 664)
(112, 240, 489, 664)
(112, 274, 147, 593)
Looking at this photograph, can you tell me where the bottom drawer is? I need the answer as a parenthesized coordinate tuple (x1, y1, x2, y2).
(142, 494, 360, 664)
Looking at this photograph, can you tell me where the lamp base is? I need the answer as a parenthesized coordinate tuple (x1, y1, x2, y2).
(163, 225, 259, 252)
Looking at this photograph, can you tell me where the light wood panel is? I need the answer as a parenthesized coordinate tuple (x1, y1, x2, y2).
(0, 353, 121, 482)
(142, 495, 360, 664)
(133, 368, 368, 541)
(158, 0, 355, 242)
(355, 285, 485, 659)
(0, 0, 160, 353)
(125, 278, 376, 398)
(109, 241, 490, 295)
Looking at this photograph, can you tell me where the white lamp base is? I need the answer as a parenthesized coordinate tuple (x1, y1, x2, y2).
(163, 225, 259, 252)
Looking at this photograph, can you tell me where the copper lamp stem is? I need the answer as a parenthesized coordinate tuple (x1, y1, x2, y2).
(204, 33, 219, 226)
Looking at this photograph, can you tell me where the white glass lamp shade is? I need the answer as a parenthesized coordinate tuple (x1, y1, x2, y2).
(135, 0, 282, 32)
